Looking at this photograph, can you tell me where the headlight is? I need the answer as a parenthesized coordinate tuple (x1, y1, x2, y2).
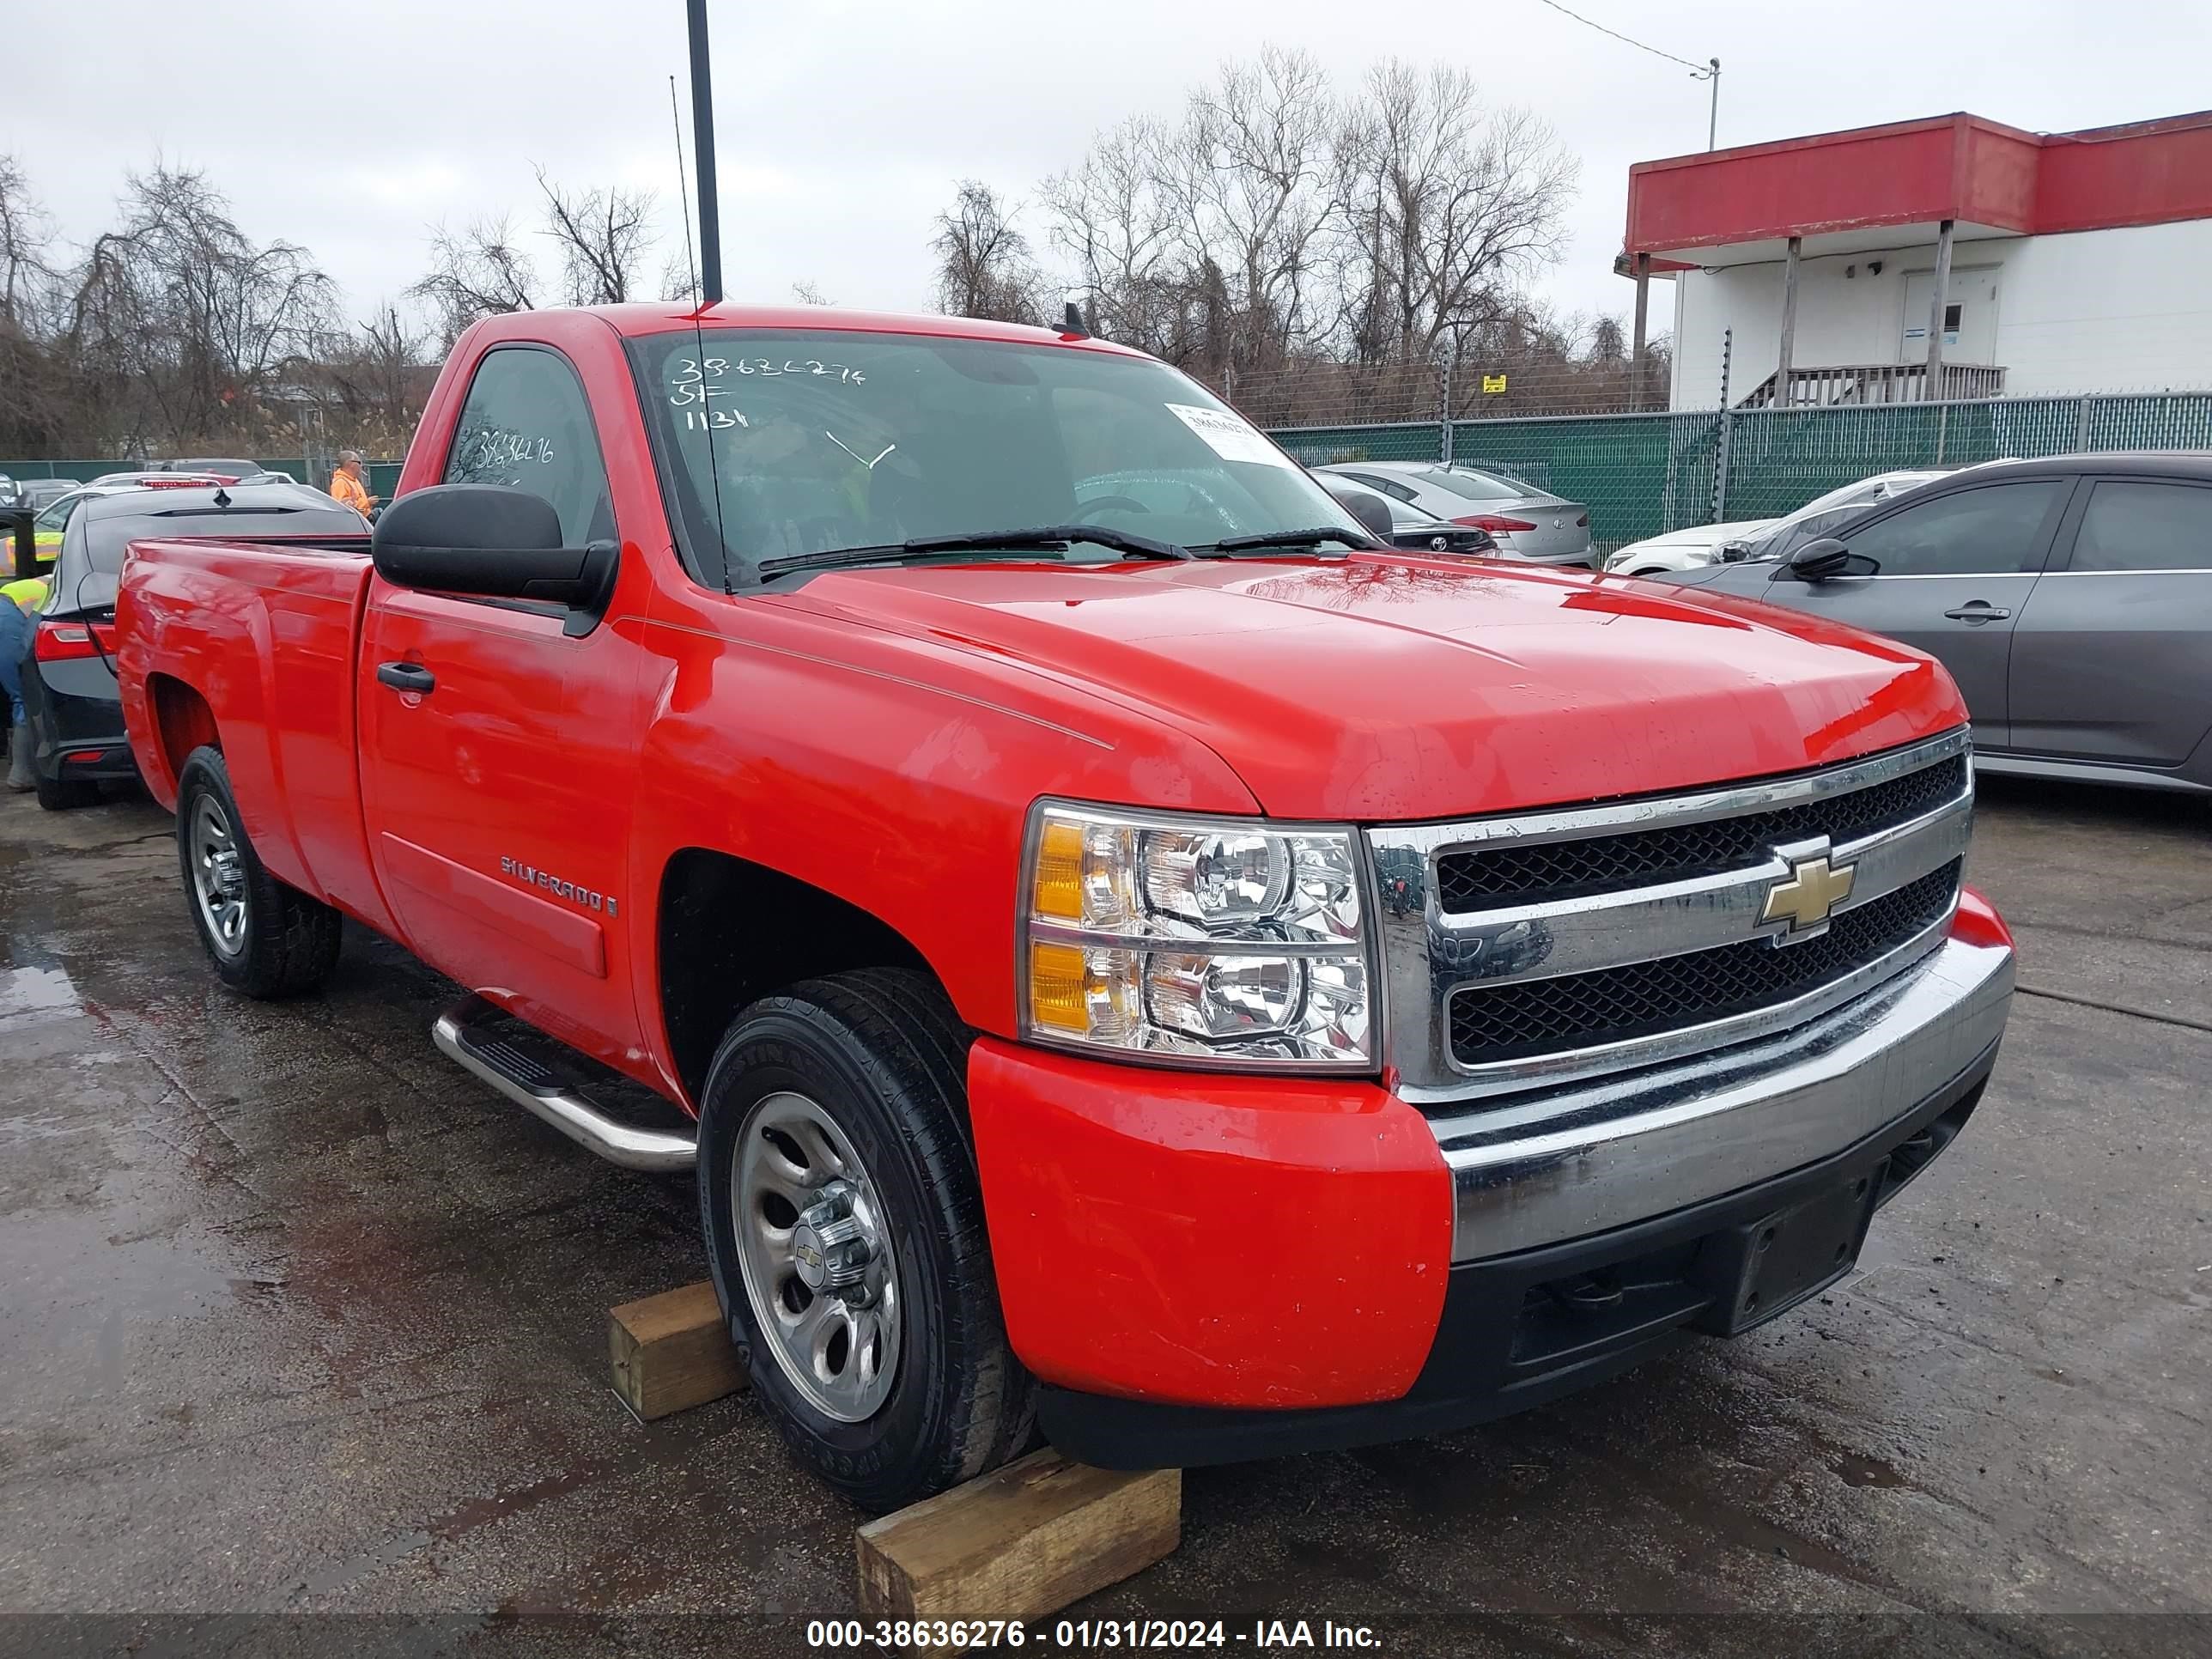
(1019, 803, 1375, 1069)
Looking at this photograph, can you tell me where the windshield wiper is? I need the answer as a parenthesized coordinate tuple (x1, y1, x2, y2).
(756, 524, 1194, 581)
(1206, 526, 1372, 554)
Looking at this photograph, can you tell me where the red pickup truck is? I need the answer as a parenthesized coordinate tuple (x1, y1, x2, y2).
(116, 303, 2014, 1510)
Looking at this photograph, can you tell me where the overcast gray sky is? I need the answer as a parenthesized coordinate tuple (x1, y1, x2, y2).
(6, 0, 2207, 340)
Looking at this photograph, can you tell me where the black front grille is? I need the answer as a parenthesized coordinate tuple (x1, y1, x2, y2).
(1436, 752, 1966, 913)
(1448, 861, 1961, 1067)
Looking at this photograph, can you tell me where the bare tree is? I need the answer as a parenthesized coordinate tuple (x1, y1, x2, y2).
(0, 154, 59, 328)
(1167, 48, 1338, 376)
(931, 182, 1042, 325)
(67, 162, 340, 451)
(791, 279, 836, 307)
(409, 215, 538, 343)
(535, 166, 656, 307)
(1335, 64, 1577, 369)
(1041, 116, 1182, 355)
(316, 301, 434, 451)
(0, 155, 69, 454)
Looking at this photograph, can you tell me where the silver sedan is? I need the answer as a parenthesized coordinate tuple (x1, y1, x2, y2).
(1315, 462, 1595, 567)
(1667, 453, 2212, 797)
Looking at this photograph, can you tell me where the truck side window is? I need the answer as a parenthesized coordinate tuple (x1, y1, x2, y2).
(442, 347, 617, 546)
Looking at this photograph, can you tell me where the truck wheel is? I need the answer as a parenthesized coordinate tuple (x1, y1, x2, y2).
(696, 968, 1032, 1512)
(174, 746, 343, 999)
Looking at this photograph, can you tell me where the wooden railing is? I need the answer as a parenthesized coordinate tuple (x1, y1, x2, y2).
(1738, 363, 2008, 408)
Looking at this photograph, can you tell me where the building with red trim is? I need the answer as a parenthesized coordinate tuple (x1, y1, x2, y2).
(1620, 111, 2212, 409)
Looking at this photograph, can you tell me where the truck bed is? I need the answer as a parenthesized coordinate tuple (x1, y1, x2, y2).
(116, 535, 396, 937)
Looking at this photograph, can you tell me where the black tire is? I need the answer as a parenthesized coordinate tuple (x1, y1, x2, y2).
(696, 967, 1032, 1512)
(174, 745, 343, 999)
(34, 771, 98, 811)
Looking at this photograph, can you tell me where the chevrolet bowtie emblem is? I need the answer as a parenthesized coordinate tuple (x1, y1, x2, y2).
(1763, 853, 1855, 932)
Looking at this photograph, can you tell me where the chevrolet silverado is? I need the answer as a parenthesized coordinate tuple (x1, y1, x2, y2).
(115, 303, 2014, 1511)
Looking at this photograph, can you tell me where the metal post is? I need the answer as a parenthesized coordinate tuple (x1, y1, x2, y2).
(686, 0, 723, 305)
(1630, 252, 1650, 412)
(1775, 235, 1802, 410)
(2075, 393, 2094, 453)
(1712, 327, 1734, 523)
(1923, 218, 1955, 404)
(1706, 58, 1720, 150)
(1439, 356, 1453, 465)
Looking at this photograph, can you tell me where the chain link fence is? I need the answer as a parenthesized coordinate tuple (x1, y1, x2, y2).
(1264, 391, 2212, 554)
(11, 391, 2209, 559)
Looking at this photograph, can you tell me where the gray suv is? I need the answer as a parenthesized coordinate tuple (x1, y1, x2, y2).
(1666, 453, 2212, 796)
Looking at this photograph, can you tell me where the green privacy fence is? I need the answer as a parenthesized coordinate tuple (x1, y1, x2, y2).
(13, 390, 2212, 553)
(2, 457, 405, 501)
(1267, 391, 2212, 552)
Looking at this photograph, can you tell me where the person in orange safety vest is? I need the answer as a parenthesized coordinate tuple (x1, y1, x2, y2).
(329, 450, 379, 518)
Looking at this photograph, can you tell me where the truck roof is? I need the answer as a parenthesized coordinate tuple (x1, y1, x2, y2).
(488, 301, 1148, 354)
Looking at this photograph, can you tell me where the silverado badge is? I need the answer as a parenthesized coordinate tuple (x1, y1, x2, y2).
(1762, 850, 1855, 934)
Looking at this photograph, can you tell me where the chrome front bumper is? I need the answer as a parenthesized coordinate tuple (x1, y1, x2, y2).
(1431, 932, 2014, 1262)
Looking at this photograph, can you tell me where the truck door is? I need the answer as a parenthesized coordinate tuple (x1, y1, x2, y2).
(2009, 476, 2212, 768)
(1757, 477, 2071, 748)
(357, 343, 647, 1064)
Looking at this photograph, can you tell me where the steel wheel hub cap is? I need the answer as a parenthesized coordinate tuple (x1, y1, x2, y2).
(188, 797, 249, 958)
(732, 1092, 900, 1423)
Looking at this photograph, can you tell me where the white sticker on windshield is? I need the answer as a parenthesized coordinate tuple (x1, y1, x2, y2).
(1165, 403, 1295, 469)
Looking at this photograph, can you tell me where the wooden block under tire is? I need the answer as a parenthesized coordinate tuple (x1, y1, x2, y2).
(608, 1280, 746, 1420)
(856, 1450, 1181, 1637)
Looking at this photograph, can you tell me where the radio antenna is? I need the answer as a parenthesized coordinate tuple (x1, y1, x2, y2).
(676, 18, 732, 592)
(686, 0, 723, 304)
(668, 76, 699, 307)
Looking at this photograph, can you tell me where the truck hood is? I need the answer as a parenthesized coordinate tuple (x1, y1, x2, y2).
(788, 556, 1964, 821)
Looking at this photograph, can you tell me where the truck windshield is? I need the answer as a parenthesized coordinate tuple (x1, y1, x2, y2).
(631, 328, 1361, 586)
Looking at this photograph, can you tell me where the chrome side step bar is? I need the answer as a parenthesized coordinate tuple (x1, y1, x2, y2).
(431, 996, 697, 1173)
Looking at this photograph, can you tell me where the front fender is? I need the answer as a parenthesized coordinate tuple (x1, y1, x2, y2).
(627, 595, 1261, 1046)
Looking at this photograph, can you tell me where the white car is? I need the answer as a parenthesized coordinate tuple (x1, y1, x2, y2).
(1606, 470, 1955, 579)
(1603, 519, 1778, 578)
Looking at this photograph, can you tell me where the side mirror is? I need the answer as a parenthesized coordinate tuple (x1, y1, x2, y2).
(1335, 489, 1395, 544)
(371, 484, 618, 635)
(1784, 537, 1856, 581)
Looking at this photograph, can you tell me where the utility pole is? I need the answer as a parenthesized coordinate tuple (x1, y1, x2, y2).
(1705, 58, 1721, 149)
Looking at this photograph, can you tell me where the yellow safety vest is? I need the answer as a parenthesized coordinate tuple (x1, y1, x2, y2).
(1, 575, 47, 611)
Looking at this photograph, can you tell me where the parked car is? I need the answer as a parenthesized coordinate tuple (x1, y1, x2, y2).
(158, 458, 270, 481)
(1316, 462, 1595, 566)
(18, 479, 79, 513)
(1670, 453, 2212, 795)
(117, 303, 2011, 1514)
(1316, 475, 1495, 554)
(1602, 519, 1779, 578)
(1607, 471, 1954, 579)
(88, 471, 234, 489)
(19, 483, 368, 809)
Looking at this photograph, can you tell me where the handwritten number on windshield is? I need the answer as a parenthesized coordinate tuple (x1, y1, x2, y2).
(666, 355, 864, 411)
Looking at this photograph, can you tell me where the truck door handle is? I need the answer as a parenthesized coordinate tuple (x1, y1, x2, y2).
(1942, 603, 2010, 623)
(376, 661, 436, 694)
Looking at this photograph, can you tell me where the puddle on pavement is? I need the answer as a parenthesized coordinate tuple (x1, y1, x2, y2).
(1, 962, 84, 1018)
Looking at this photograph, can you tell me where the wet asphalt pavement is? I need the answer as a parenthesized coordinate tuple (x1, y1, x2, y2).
(1, 778, 2206, 1657)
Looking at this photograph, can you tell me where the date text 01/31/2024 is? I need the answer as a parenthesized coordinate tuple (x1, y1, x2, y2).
(804, 1618, 1383, 1650)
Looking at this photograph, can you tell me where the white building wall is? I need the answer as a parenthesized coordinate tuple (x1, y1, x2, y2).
(1666, 219, 2212, 406)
